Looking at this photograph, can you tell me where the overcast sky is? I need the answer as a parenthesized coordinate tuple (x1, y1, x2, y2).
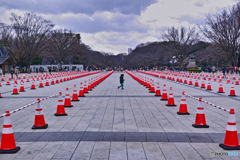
(0, 0, 238, 54)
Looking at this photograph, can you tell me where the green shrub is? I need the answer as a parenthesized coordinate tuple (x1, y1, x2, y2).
(188, 69, 202, 73)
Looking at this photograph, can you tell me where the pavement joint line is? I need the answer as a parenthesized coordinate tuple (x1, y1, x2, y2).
(9, 131, 230, 143)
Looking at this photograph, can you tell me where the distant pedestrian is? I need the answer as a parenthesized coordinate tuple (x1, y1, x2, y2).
(118, 74, 124, 90)
(222, 66, 226, 77)
(10, 67, 14, 79)
(226, 67, 229, 74)
(14, 67, 18, 77)
(0, 68, 2, 76)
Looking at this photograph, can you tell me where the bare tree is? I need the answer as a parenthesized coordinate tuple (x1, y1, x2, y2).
(162, 26, 199, 67)
(2, 12, 54, 67)
(201, 4, 240, 66)
(46, 29, 79, 65)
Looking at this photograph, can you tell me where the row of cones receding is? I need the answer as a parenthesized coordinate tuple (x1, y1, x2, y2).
(0, 71, 113, 154)
(126, 70, 240, 150)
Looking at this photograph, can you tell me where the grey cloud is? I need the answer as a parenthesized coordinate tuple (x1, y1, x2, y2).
(54, 13, 148, 33)
(173, 15, 205, 25)
(0, 0, 157, 15)
(194, 2, 205, 7)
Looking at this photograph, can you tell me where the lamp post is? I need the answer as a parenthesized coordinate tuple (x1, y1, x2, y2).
(173, 56, 176, 71)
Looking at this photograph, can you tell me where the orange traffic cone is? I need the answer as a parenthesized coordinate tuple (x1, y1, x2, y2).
(64, 88, 73, 107)
(71, 85, 79, 101)
(235, 78, 239, 85)
(78, 86, 85, 97)
(227, 77, 231, 84)
(149, 84, 155, 93)
(217, 83, 224, 93)
(39, 81, 44, 88)
(155, 86, 161, 96)
(12, 85, 19, 95)
(19, 83, 25, 92)
(194, 80, 199, 87)
(183, 78, 188, 84)
(177, 92, 190, 115)
(200, 81, 205, 88)
(88, 82, 92, 91)
(45, 79, 50, 86)
(188, 79, 193, 85)
(229, 83, 236, 96)
(32, 99, 48, 129)
(219, 109, 240, 150)
(51, 79, 55, 85)
(206, 82, 212, 91)
(192, 98, 209, 128)
(0, 92, 2, 98)
(160, 84, 168, 101)
(6, 79, 10, 85)
(219, 78, 222, 83)
(31, 81, 36, 90)
(166, 87, 176, 106)
(84, 82, 88, 93)
(54, 92, 68, 116)
(0, 111, 20, 154)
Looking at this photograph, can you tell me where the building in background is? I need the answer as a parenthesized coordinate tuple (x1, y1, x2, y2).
(128, 48, 133, 55)
(0, 46, 15, 73)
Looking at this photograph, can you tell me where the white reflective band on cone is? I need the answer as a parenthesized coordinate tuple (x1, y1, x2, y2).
(197, 109, 204, 114)
(2, 127, 13, 134)
(228, 114, 236, 123)
(35, 110, 43, 115)
(227, 125, 237, 131)
(181, 100, 186, 104)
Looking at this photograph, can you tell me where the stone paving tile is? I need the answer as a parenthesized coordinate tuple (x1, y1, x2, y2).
(52, 141, 79, 159)
(143, 142, 165, 160)
(71, 141, 95, 160)
(127, 142, 146, 160)
(90, 142, 110, 160)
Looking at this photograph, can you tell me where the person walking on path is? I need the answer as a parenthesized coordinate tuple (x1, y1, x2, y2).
(118, 74, 124, 90)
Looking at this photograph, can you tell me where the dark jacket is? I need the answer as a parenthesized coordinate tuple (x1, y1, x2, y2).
(120, 76, 124, 83)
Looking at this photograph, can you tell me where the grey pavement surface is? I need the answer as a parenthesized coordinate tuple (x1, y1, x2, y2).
(0, 71, 240, 159)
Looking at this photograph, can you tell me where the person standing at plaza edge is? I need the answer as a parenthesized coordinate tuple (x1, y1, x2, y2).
(118, 74, 124, 90)
(14, 67, 18, 78)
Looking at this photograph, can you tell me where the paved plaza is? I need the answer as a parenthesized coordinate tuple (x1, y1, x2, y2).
(0, 71, 240, 159)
